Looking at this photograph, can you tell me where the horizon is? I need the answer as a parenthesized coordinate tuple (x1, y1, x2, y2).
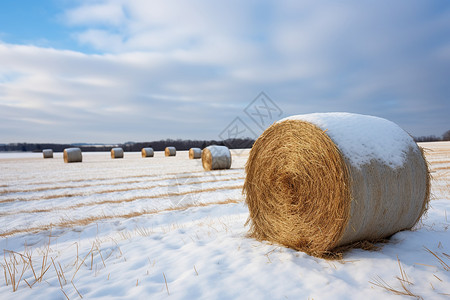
(1, 1, 449, 143)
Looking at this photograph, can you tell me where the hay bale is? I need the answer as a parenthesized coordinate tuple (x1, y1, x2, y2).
(111, 147, 124, 159)
(141, 147, 154, 158)
(165, 147, 176, 157)
(244, 112, 430, 257)
(202, 145, 232, 170)
(63, 148, 82, 163)
(189, 148, 202, 159)
(42, 149, 53, 159)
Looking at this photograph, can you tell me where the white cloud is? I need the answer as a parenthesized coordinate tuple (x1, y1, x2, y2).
(0, 1, 449, 143)
(75, 29, 124, 52)
(64, 2, 126, 27)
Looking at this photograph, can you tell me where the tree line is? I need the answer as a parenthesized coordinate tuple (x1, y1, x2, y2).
(0, 138, 255, 152)
(1, 130, 448, 152)
(414, 130, 450, 142)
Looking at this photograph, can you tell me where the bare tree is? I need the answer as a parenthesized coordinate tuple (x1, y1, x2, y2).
(443, 130, 450, 141)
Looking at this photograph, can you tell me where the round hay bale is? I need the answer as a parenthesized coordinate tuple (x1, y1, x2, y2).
(244, 113, 430, 257)
(189, 148, 202, 159)
(63, 148, 82, 163)
(42, 149, 53, 159)
(111, 147, 124, 159)
(141, 147, 154, 158)
(165, 147, 176, 157)
(202, 145, 232, 170)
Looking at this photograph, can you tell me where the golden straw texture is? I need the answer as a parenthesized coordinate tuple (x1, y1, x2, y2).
(63, 148, 82, 163)
(165, 147, 176, 157)
(141, 148, 154, 158)
(189, 148, 202, 159)
(244, 119, 429, 258)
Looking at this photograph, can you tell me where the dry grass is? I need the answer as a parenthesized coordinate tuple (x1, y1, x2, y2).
(0, 182, 243, 218)
(0, 171, 243, 196)
(163, 272, 170, 295)
(1, 239, 58, 293)
(0, 175, 244, 204)
(0, 198, 242, 238)
(0, 237, 116, 297)
(369, 257, 423, 299)
(430, 165, 450, 172)
(0, 168, 243, 194)
(424, 247, 450, 271)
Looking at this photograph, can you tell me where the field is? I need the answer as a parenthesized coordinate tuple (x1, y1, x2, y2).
(0, 143, 449, 299)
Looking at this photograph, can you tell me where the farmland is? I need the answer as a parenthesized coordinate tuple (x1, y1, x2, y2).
(0, 143, 449, 299)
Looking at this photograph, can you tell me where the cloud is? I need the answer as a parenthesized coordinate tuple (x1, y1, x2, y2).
(1, 1, 449, 143)
(0, 42, 245, 143)
(64, 2, 126, 27)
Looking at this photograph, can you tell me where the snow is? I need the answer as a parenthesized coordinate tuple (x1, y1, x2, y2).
(280, 113, 418, 168)
(0, 144, 449, 299)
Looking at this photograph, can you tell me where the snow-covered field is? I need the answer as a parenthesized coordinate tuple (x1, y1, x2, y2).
(0, 143, 448, 299)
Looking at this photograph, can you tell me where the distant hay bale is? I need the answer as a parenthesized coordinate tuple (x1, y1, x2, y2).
(111, 148, 124, 159)
(63, 148, 82, 163)
(189, 148, 202, 159)
(202, 145, 232, 170)
(42, 149, 53, 159)
(165, 147, 176, 157)
(141, 147, 154, 158)
(244, 113, 430, 258)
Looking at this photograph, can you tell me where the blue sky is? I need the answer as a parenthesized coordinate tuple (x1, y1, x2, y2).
(0, 0, 449, 143)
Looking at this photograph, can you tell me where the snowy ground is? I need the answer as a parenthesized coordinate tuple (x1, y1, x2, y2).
(0, 143, 448, 299)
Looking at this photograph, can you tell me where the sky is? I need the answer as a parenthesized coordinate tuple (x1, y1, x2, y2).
(0, 0, 449, 144)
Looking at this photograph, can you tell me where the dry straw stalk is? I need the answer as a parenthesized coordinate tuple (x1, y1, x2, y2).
(244, 116, 430, 258)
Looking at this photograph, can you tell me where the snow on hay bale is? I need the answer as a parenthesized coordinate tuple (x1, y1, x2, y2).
(244, 113, 430, 258)
(189, 148, 202, 159)
(63, 148, 82, 163)
(111, 147, 124, 159)
(42, 149, 53, 159)
(202, 145, 232, 170)
(141, 147, 154, 158)
(165, 147, 176, 157)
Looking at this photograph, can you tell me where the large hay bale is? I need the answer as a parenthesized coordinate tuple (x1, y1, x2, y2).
(202, 145, 232, 170)
(165, 147, 176, 157)
(42, 149, 53, 159)
(244, 113, 430, 257)
(111, 147, 124, 159)
(63, 148, 82, 163)
(189, 148, 202, 159)
(141, 147, 154, 158)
